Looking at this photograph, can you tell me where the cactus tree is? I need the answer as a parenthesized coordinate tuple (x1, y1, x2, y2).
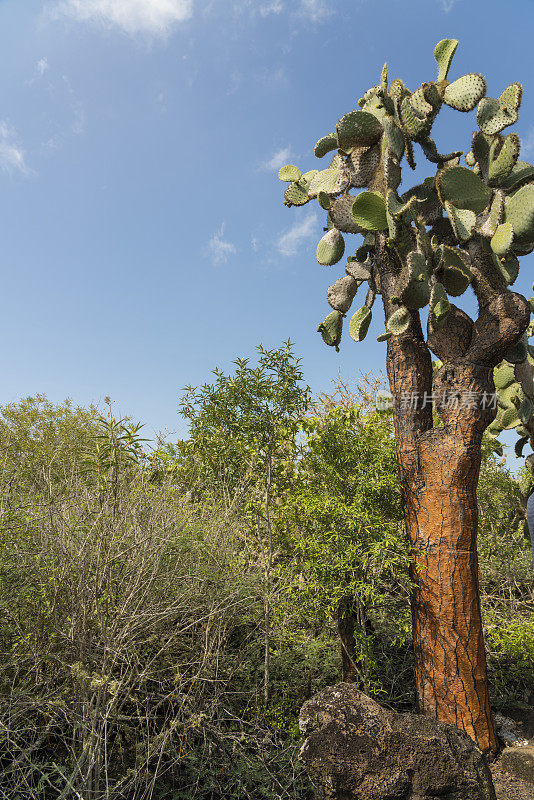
(279, 39, 534, 755)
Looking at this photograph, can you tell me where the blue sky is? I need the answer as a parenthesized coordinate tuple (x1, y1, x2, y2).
(1, 0, 534, 450)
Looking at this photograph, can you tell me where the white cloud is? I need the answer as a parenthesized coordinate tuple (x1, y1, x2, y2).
(0, 123, 30, 175)
(37, 58, 49, 77)
(277, 212, 318, 257)
(261, 146, 293, 172)
(54, 0, 193, 36)
(206, 223, 237, 265)
(298, 0, 331, 22)
(439, 0, 458, 10)
(260, 0, 283, 15)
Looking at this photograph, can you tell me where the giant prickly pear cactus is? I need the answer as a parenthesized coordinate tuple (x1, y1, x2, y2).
(279, 39, 534, 755)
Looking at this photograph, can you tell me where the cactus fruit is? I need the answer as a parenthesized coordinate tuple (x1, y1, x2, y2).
(316, 228, 345, 266)
(336, 111, 384, 150)
(349, 305, 372, 341)
(436, 166, 492, 214)
(317, 310, 343, 350)
(477, 96, 519, 135)
(327, 275, 359, 313)
(487, 133, 520, 186)
(443, 74, 487, 112)
(314, 132, 338, 159)
(490, 222, 514, 257)
(330, 194, 366, 234)
(278, 165, 302, 182)
(386, 305, 411, 335)
(352, 191, 388, 230)
(349, 143, 381, 187)
(434, 38, 459, 82)
(504, 184, 534, 247)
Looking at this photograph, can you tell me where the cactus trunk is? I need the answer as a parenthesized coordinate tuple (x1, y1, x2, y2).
(377, 236, 499, 755)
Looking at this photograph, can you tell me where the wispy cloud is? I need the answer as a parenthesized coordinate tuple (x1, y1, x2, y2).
(37, 58, 49, 77)
(260, 0, 283, 15)
(439, 0, 458, 11)
(53, 0, 193, 36)
(0, 123, 30, 175)
(298, 0, 331, 22)
(261, 146, 293, 172)
(277, 212, 318, 257)
(206, 223, 237, 265)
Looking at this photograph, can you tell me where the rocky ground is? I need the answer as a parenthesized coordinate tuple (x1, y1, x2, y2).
(491, 710, 534, 800)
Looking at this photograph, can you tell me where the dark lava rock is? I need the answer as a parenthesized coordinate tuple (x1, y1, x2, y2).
(299, 683, 496, 800)
(500, 746, 534, 785)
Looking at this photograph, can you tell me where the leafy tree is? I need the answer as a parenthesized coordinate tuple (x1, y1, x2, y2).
(274, 389, 412, 695)
(175, 342, 310, 701)
(278, 38, 534, 753)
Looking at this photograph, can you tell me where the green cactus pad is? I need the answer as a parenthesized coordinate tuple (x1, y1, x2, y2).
(499, 160, 534, 193)
(386, 305, 411, 335)
(278, 165, 302, 182)
(345, 259, 371, 282)
(515, 361, 534, 399)
(401, 180, 442, 225)
(497, 383, 523, 410)
(465, 151, 476, 166)
(470, 131, 497, 180)
(490, 222, 514, 257)
(352, 191, 388, 231)
(515, 436, 529, 458)
(434, 38, 459, 83)
(377, 331, 393, 341)
(349, 306, 372, 342)
(284, 180, 311, 206)
(444, 202, 476, 241)
(314, 133, 338, 159)
(488, 133, 520, 186)
(317, 310, 343, 351)
(419, 137, 463, 165)
(439, 246, 471, 296)
(382, 116, 405, 159)
(316, 228, 345, 266)
(478, 191, 505, 239)
(497, 252, 519, 284)
(494, 363, 516, 390)
(499, 405, 520, 429)
(409, 84, 434, 118)
(500, 82, 523, 111)
(477, 97, 519, 135)
(400, 96, 432, 140)
(519, 397, 533, 425)
(436, 166, 492, 214)
(386, 188, 418, 218)
(349, 143, 380, 188)
(308, 154, 348, 197)
(336, 111, 383, 150)
(429, 282, 450, 329)
(318, 191, 331, 210)
(443, 74, 487, 112)
(504, 184, 534, 247)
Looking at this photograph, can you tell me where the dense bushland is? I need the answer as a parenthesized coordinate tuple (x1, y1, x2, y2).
(0, 351, 532, 799)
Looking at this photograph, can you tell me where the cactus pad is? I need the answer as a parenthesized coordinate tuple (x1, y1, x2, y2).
(477, 97, 519, 135)
(436, 166, 492, 214)
(429, 282, 451, 329)
(314, 133, 338, 159)
(327, 275, 358, 313)
(443, 74, 487, 112)
(308, 154, 349, 197)
(316, 228, 345, 266)
(349, 143, 381, 187)
(439, 245, 471, 296)
(498, 252, 520, 285)
(494, 363, 516, 390)
(488, 133, 520, 186)
(444, 202, 476, 241)
(504, 184, 534, 247)
(500, 82, 523, 111)
(330, 194, 366, 234)
(400, 95, 433, 140)
(499, 160, 534, 193)
(352, 191, 388, 230)
(490, 222, 514, 257)
(336, 111, 383, 150)
(349, 306, 372, 342)
(434, 38, 459, 83)
(284, 180, 311, 206)
(278, 165, 302, 182)
(382, 116, 405, 159)
(386, 305, 411, 335)
(317, 310, 343, 350)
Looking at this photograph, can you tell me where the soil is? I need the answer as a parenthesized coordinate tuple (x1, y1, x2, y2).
(491, 758, 534, 800)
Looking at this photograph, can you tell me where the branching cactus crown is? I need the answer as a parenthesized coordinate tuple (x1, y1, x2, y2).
(279, 39, 534, 463)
